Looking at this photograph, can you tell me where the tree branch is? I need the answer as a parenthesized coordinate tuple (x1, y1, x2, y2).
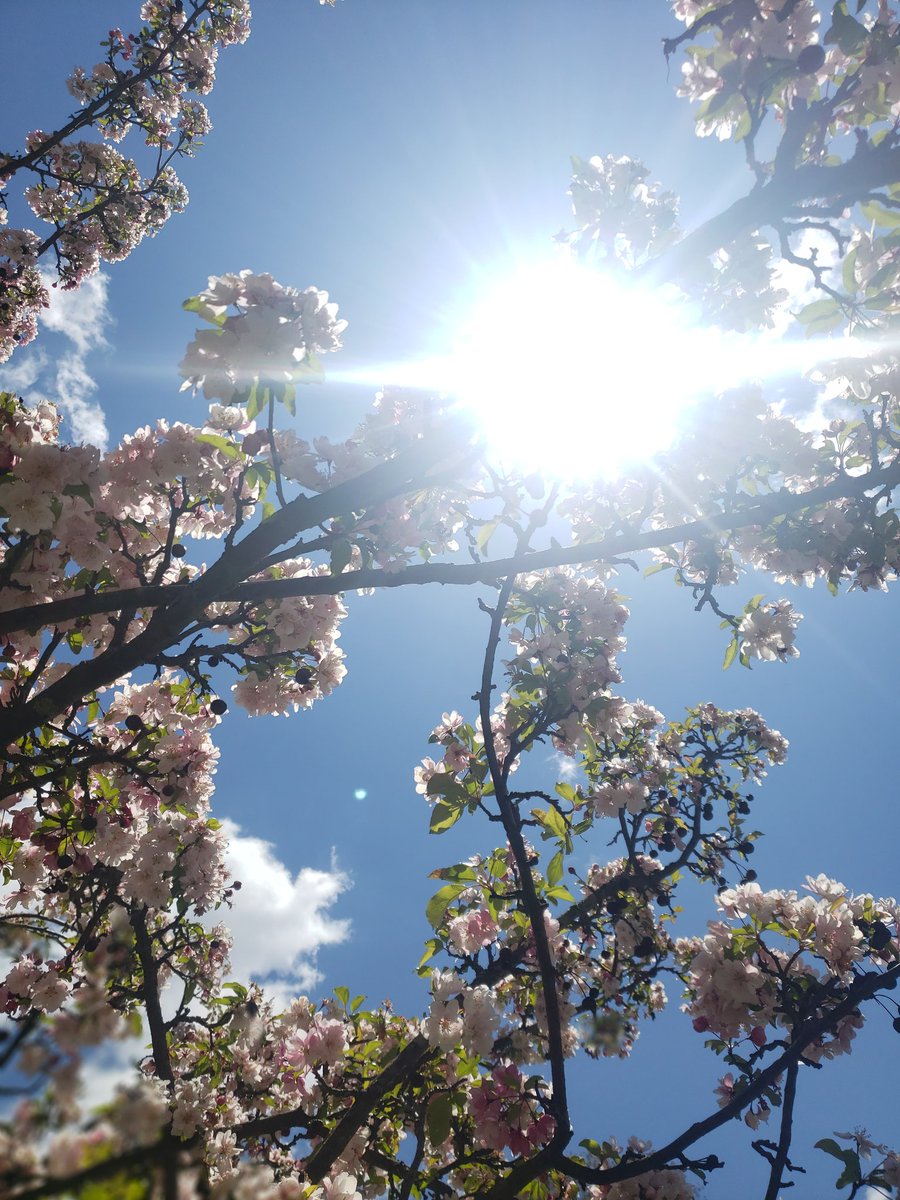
(1, 458, 896, 636)
(0, 427, 476, 745)
(650, 143, 900, 283)
(303, 1034, 432, 1184)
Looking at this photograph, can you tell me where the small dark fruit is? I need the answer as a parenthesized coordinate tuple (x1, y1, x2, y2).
(796, 43, 826, 74)
(295, 667, 314, 685)
(56, 854, 73, 869)
(171, 543, 187, 558)
(210, 698, 228, 715)
(124, 714, 143, 732)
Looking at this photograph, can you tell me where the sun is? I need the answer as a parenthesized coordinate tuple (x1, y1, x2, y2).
(445, 256, 724, 479)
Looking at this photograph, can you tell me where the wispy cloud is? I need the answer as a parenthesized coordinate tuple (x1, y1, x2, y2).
(0, 272, 111, 449)
(216, 818, 351, 1006)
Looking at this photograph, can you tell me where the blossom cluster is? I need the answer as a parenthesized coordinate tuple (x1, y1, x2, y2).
(0, 1, 253, 360)
(679, 876, 899, 1054)
(180, 270, 347, 404)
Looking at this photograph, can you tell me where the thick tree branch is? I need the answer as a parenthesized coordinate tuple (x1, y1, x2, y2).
(2, 459, 898, 642)
(651, 143, 900, 282)
(303, 1034, 432, 1184)
(0, 428, 475, 745)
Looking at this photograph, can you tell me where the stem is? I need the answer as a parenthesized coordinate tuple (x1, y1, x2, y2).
(130, 907, 172, 1083)
(477, 573, 572, 1148)
(763, 1061, 799, 1200)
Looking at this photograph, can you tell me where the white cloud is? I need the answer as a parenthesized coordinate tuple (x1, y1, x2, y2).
(0, 347, 48, 393)
(216, 818, 351, 1005)
(0, 272, 111, 449)
(40, 272, 111, 358)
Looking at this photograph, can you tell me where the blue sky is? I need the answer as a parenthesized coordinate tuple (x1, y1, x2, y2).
(3, 4, 898, 1195)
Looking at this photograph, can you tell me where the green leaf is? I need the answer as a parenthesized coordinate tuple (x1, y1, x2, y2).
(476, 519, 499, 554)
(245, 383, 263, 422)
(417, 937, 442, 975)
(425, 882, 465, 929)
(196, 432, 242, 459)
(329, 538, 353, 576)
(426, 1094, 453, 1146)
(547, 849, 564, 886)
(545, 884, 574, 903)
(723, 636, 739, 671)
(333, 985, 350, 1007)
(814, 1138, 845, 1161)
(426, 773, 469, 803)
(292, 351, 324, 383)
(62, 481, 95, 507)
(841, 246, 858, 292)
(429, 801, 464, 835)
(533, 805, 568, 841)
(281, 382, 297, 416)
(182, 295, 227, 326)
(861, 199, 900, 229)
(825, 2, 869, 54)
(794, 297, 843, 336)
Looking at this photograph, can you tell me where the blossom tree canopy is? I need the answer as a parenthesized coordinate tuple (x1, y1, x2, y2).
(1, 3, 900, 1200)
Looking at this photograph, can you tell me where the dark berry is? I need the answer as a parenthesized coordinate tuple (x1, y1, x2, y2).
(56, 854, 73, 869)
(210, 698, 228, 716)
(171, 543, 187, 558)
(796, 43, 826, 74)
(124, 714, 143, 732)
(295, 667, 314, 685)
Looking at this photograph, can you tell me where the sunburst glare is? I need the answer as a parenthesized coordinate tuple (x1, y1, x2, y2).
(331, 256, 872, 481)
(447, 257, 742, 478)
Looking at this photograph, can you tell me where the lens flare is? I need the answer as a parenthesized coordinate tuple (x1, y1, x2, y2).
(447, 257, 731, 478)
